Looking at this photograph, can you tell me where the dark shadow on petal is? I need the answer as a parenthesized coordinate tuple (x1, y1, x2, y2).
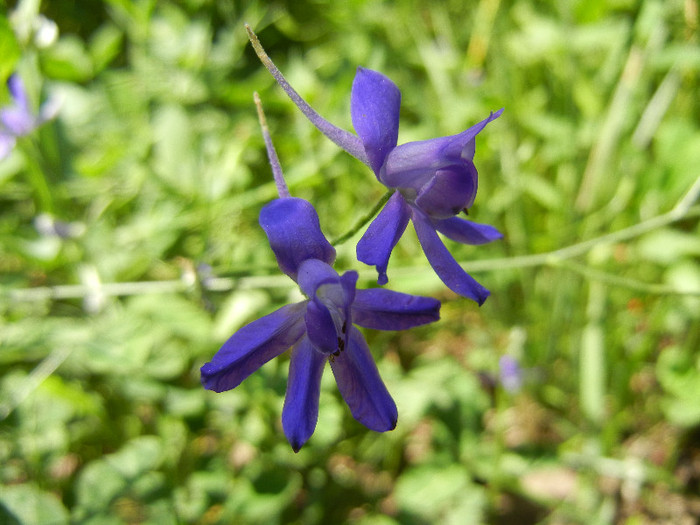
(415, 167, 478, 220)
(305, 298, 338, 354)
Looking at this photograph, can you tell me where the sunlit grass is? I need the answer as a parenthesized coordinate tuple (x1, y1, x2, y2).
(1, 0, 699, 523)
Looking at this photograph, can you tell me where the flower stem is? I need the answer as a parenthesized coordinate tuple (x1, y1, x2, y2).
(331, 190, 393, 246)
(245, 24, 370, 166)
(7, 190, 700, 302)
(253, 92, 290, 198)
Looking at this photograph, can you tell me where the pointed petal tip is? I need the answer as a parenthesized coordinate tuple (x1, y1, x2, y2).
(356, 192, 411, 286)
(433, 217, 503, 246)
(284, 426, 308, 452)
(282, 336, 324, 454)
(200, 362, 216, 385)
(200, 362, 243, 393)
(476, 289, 491, 307)
(367, 414, 398, 433)
(376, 408, 398, 432)
(199, 366, 225, 393)
(283, 416, 313, 453)
(412, 210, 493, 305)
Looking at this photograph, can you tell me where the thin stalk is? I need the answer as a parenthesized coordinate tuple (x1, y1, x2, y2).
(557, 260, 698, 296)
(331, 190, 393, 245)
(253, 92, 290, 198)
(245, 24, 370, 165)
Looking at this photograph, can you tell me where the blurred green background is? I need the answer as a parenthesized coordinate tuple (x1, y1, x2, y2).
(1, 0, 699, 523)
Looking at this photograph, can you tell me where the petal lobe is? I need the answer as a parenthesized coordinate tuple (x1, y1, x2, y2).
(200, 302, 307, 392)
(356, 192, 411, 285)
(351, 67, 401, 175)
(259, 198, 335, 280)
(282, 337, 326, 452)
(330, 327, 398, 432)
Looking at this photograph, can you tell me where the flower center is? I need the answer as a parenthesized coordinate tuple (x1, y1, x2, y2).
(316, 282, 350, 358)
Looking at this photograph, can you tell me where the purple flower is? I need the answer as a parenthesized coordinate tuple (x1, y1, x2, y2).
(498, 355, 523, 394)
(246, 28, 503, 305)
(351, 68, 503, 304)
(202, 93, 441, 451)
(201, 197, 441, 451)
(0, 74, 57, 159)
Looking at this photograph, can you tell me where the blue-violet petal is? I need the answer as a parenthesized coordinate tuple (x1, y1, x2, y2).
(200, 302, 307, 392)
(351, 67, 401, 175)
(305, 298, 340, 354)
(433, 216, 503, 245)
(356, 192, 411, 285)
(443, 108, 504, 161)
(297, 258, 341, 298)
(351, 289, 440, 330)
(415, 167, 478, 219)
(330, 326, 398, 432)
(412, 208, 490, 305)
(282, 336, 326, 452)
(259, 198, 335, 280)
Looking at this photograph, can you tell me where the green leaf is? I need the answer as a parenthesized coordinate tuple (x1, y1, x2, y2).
(394, 465, 486, 524)
(0, 485, 68, 525)
(152, 104, 197, 196)
(657, 346, 700, 427)
(41, 34, 94, 81)
(665, 260, 700, 317)
(0, 15, 20, 81)
(105, 435, 164, 479)
(89, 24, 123, 73)
(75, 461, 128, 513)
(522, 173, 564, 211)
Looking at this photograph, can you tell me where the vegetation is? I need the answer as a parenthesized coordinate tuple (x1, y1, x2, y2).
(1, 0, 699, 523)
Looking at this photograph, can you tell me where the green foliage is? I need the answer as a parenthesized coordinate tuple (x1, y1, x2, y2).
(1, 0, 699, 523)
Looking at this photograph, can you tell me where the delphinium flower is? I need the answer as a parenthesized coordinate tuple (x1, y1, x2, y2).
(247, 26, 503, 305)
(0, 74, 57, 160)
(201, 94, 441, 451)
